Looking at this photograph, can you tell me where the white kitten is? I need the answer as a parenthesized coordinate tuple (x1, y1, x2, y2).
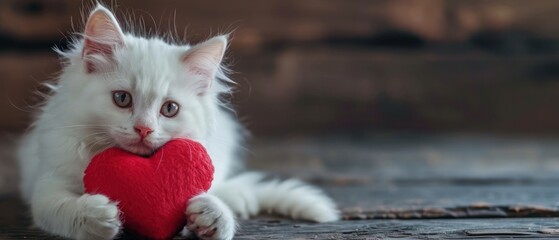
(18, 5, 339, 240)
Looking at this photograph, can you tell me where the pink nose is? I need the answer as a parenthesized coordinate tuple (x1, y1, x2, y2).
(134, 125, 153, 138)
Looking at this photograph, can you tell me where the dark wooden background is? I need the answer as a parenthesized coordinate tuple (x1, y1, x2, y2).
(2, 0, 559, 136)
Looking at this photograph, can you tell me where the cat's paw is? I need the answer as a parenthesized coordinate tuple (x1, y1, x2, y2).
(76, 194, 121, 240)
(185, 193, 235, 240)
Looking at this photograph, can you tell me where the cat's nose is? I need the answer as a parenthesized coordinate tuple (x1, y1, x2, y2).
(134, 125, 153, 138)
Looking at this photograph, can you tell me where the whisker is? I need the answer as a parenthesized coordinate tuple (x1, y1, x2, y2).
(74, 131, 109, 147)
(155, 148, 164, 172)
(54, 124, 113, 130)
(7, 96, 34, 113)
(86, 136, 112, 154)
(52, 131, 108, 153)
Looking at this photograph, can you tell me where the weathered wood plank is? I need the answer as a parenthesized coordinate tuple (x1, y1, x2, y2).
(245, 135, 559, 219)
(248, 134, 559, 180)
(234, 48, 559, 135)
(330, 185, 559, 219)
(235, 218, 559, 239)
(4, 210, 559, 240)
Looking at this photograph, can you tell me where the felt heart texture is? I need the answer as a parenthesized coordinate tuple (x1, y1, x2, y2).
(84, 139, 214, 239)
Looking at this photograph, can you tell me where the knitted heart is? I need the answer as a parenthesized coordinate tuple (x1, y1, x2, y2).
(83, 139, 214, 239)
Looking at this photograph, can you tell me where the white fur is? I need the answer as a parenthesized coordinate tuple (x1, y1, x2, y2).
(18, 4, 339, 240)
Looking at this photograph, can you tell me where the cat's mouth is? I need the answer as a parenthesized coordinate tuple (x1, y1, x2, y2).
(125, 141, 158, 157)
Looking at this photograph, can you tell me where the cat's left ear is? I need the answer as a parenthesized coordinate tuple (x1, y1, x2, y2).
(182, 35, 227, 95)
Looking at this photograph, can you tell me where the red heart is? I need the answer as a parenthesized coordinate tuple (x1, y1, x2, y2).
(84, 139, 214, 239)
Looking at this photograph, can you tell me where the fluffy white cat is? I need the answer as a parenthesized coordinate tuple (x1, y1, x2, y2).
(18, 4, 339, 240)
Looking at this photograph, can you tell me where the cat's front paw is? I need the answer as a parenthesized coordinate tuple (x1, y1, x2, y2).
(76, 194, 121, 240)
(185, 193, 236, 240)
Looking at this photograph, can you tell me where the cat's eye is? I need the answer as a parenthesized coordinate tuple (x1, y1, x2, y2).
(160, 101, 179, 118)
(112, 91, 132, 108)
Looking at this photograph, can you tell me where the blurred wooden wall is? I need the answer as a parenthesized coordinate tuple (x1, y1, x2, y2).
(2, 0, 559, 135)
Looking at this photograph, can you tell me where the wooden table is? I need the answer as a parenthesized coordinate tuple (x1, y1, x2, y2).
(2, 134, 559, 239)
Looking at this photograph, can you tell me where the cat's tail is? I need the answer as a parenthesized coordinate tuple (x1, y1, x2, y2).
(211, 172, 340, 222)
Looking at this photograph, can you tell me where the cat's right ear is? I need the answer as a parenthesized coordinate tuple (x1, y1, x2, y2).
(82, 5, 124, 74)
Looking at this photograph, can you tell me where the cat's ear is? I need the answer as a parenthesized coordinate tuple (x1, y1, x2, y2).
(82, 5, 124, 73)
(182, 35, 227, 95)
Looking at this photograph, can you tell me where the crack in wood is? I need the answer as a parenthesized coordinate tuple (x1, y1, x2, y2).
(344, 205, 559, 220)
(465, 229, 537, 236)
